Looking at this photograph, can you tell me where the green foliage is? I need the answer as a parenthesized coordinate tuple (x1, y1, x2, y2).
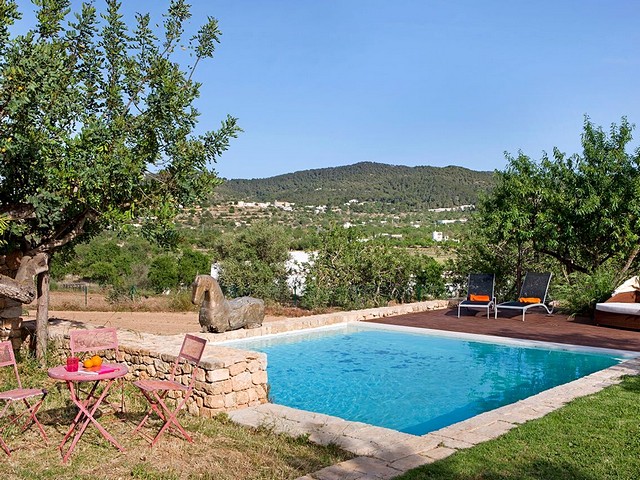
(554, 266, 619, 317)
(214, 222, 291, 302)
(454, 116, 640, 296)
(89, 261, 120, 288)
(414, 256, 448, 299)
(302, 227, 445, 310)
(0, 0, 240, 258)
(535, 118, 640, 274)
(448, 216, 550, 301)
(215, 162, 495, 212)
(50, 231, 157, 292)
(147, 254, 178, 294)
(76, 239, 132, 277)
(177, 248, 210, 286)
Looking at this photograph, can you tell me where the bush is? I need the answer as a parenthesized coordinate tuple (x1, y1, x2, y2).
(147, 254, 179, 294)
(301, 227, 445, 310)
(214, 222, 291, 303)
(167, 291, 198, 312)
(177, 249, 211, 286)
(554, 267, 620, 317)
(89, 261, 120, 288)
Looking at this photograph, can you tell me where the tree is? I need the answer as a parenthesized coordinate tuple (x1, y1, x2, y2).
(471, 153, 544, 291)
(177, 248, 210, 286)
(147, 254, 178, 294)
(456, 116, 640, 302)
(0, 1, 240, 355)
(302, 226, 444, 310)
(214, 222, 291, 302)
(534, 117, 640, 275)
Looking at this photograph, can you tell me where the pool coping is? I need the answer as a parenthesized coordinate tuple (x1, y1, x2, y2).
(226, 322, 640, 480)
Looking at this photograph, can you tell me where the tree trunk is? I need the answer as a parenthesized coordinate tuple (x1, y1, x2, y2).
(516, 242, 523, 294)
(619, 244, 640, 282)
(36, 271, 49, 362)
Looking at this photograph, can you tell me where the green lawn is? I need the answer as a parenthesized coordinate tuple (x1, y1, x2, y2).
(397, 375, 640, 480)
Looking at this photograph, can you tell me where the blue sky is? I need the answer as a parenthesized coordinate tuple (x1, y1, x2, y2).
(14, 1, 640, 179)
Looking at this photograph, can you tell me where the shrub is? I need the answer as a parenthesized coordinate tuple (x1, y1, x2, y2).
(147, 255, 179, 294)
(214, 222, 291, 303)
(554, 266, 620, 317)
(301, 227, 445, 310)
(177, 249, 211, 286)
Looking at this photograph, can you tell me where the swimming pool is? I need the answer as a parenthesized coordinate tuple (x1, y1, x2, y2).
(223, 323, 624, 435)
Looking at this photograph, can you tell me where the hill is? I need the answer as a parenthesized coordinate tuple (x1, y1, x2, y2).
(214, 162, 495, 210)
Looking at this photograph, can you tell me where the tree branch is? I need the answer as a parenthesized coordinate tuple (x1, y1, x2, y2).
(536, 247, 589, 274)
(619, 244, 640, 281)
(0, 204, 36, 220)
(29, 210, 96, 255)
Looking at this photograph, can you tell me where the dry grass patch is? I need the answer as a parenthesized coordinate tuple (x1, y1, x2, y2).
(0, 360, 352, 480)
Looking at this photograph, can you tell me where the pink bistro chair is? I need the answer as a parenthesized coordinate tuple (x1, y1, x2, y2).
(133, 334, 207, 446)
(0, 341, 48, 455)
(69, 328, 125, 412)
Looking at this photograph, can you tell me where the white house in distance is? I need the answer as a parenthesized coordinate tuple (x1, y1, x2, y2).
(432, 231, 448, 242)
(285, 250, 314, 295)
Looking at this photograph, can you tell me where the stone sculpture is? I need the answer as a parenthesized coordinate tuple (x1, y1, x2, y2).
(191, 274, 264, 333)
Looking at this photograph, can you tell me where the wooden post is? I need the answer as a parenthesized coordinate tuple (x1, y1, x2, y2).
(36, 271, 49, 362)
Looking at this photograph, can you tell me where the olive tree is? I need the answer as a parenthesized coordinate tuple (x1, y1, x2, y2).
(214, 223, 292, 303)
(0, 0, 240, 357)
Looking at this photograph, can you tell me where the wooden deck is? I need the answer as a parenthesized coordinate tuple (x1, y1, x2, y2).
(366, 307, 640, 352)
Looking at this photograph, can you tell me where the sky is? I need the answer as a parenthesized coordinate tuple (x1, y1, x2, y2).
(13, 0, 640, 179)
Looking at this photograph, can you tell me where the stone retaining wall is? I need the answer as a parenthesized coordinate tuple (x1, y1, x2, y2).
(205, 299, 451, 343)
(46, 300, 448, 416)
(49, 326, 269, 418)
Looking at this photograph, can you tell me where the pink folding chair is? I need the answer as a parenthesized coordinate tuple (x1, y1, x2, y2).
(69, 328, 124, 412)
(133, 334, 207, 446)
(0, 341, 48, 455)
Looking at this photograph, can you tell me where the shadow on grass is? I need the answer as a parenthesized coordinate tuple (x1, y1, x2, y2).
(618, 374, 640, 393)
(398, 457, 601, 480)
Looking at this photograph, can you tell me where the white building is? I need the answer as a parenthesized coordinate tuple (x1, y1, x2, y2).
(285, 251, 315, 295)
(432, 231, 447, 242)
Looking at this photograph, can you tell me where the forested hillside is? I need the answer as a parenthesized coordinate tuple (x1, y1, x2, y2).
(214, 162, 495, 210)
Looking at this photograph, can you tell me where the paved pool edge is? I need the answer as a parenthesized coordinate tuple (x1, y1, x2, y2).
(227, 333, 640, 480)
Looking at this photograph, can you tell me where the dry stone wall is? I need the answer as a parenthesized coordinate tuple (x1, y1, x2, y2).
(47, 300, 449, 416)
(49, 326, 269, 417)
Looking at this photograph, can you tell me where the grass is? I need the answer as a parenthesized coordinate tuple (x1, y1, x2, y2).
(0, 353, 352, 480)
(397, 374, 640, 480)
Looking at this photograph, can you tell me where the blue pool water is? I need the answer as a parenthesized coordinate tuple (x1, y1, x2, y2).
(225, 324, 622, 435)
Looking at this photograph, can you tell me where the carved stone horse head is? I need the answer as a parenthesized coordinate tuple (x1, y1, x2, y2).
(191, 274, 225, 307)
(191, 275, 232, 332)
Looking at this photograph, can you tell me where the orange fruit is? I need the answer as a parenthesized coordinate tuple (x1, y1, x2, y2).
(83, 358, 94, 369)
(91, 355, 102, 367)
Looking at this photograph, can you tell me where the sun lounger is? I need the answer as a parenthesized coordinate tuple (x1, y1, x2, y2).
(495, 272, 553, 321)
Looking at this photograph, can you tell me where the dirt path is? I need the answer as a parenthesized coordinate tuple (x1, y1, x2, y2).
(23, 291, 286, 335)
(24, 310, 282, 336)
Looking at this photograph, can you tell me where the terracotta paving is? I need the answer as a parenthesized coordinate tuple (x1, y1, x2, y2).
(366, 307, 640, 352)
